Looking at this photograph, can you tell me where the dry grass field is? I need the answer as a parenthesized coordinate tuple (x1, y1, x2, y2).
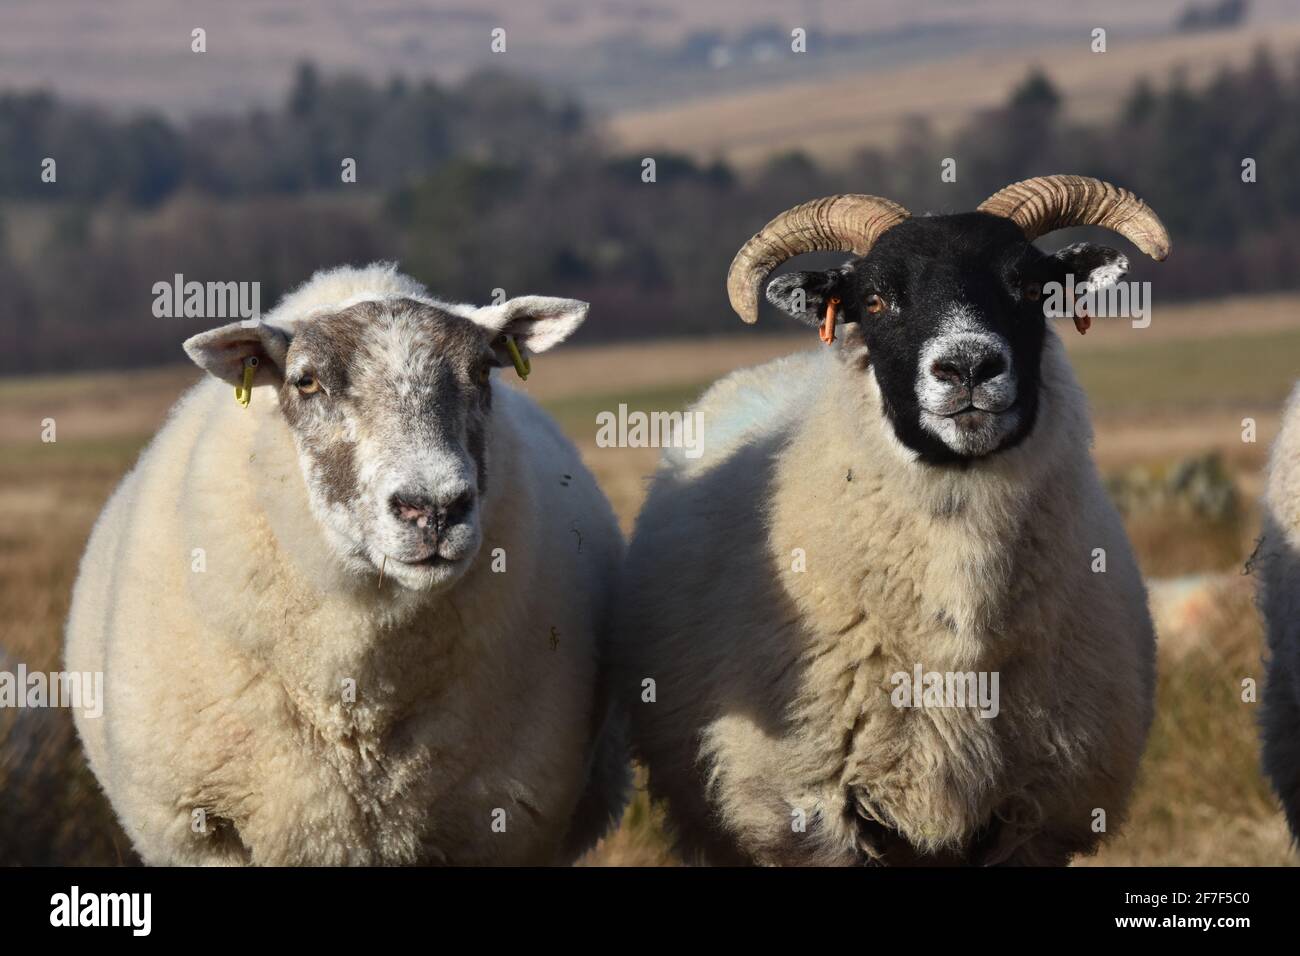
(610, 20, 1300, 166)
(2, 293, 1299, 865)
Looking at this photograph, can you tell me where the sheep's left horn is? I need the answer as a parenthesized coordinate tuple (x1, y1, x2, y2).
(977, 174, 1171, 261)
(726, 194, 910, 324)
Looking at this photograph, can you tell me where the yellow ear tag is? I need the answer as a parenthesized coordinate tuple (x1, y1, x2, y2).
(235, 356, 258, 408)
(504, 335, 531, 380)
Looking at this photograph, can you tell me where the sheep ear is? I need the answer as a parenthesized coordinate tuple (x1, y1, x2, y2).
(766, 271, 842, 329)
(471, 295, 589, 363)
(183, 322, 289, 387)
(1052, 242, 1128, 290)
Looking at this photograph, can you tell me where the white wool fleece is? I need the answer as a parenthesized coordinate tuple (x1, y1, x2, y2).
(613, 332, 1155, 865)
(64, 265, 627, 865)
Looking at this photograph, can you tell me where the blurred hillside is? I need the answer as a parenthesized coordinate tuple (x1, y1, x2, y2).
(3, 44, 1300, 374)
(611, 16, 1300, 165)
(1, 0, 1293, 114)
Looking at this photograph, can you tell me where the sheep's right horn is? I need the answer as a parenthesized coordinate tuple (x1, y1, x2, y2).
(726, 194, 910, 324)
(977, 175, 1172, 261)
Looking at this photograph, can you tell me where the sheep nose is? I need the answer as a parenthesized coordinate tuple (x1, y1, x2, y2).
(930, 349, 1007, 387)
(389, 488, 475, 530)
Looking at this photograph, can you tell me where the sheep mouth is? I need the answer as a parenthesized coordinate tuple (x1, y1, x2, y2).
(395, 553, 445, 566)
(386, 539, 478, 568)
(942, 395, 1016, 414)
(388, 550, 455, 568)
(946, 407, 997, 431)
(371, 523, 481, 585)
(919, 402, 1022, 458)
(938, 398, 1018, 424)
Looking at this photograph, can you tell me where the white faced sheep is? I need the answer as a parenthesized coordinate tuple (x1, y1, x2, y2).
(1258, 383, 1300, 843)
(612, 176, 1169, 865)
(64, 263, 627, 865)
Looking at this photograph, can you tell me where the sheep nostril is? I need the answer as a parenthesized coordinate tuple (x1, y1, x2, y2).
(931, 361, 965, 385)
(972, 355, 1007, 385)
(390, 492, 437, 528)
(439, 490, 475, 528)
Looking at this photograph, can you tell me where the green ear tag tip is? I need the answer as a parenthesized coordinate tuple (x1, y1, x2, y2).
(504, 335, 531, 380)
(235, 356, 258, 408)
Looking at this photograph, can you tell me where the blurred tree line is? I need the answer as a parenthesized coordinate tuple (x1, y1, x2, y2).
(2, 50, 1299, 374)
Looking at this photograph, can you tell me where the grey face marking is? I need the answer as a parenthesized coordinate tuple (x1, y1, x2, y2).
(914, 306, 1020, 458)
(277, 298, 496, 591)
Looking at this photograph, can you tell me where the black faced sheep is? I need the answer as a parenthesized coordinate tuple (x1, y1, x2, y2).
(613, 176, 1169, 865)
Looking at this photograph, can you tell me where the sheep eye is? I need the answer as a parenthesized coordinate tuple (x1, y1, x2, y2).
(296, 375, 321, 395)
(1022, 281, 1042, 302)
(477, 363, 491, 385)
(865, 293, 887, 314)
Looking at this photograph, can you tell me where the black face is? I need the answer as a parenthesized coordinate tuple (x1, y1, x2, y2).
(766, 212, 1124, 465)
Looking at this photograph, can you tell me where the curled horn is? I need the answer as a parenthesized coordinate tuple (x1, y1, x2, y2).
(977, 174, 1171, 260)
(726, 194, 910, 324)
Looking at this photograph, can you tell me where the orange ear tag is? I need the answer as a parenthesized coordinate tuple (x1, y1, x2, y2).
(820, 296, 841, 345)
(1072, 291, 1091, 335)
